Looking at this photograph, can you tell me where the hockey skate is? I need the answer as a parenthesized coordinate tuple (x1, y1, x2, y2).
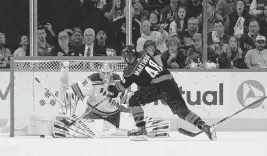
(203, 125, 217, 141)
(128, 125, 148, 141)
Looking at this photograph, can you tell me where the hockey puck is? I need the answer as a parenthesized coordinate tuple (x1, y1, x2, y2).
(40, 135, 45, 138)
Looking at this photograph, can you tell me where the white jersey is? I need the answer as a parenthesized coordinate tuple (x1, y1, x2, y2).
(81, 73, 122, 117)
(59, 72, 123, 118)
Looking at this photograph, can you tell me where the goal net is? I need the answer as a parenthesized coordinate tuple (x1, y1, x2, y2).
(5, 57, 127, 137)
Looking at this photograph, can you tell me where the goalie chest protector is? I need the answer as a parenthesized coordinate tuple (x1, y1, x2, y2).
(86, 73, 122, 117)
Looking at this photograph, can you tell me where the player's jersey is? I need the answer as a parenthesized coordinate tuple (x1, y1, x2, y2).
(116, 52, 172, 92)
(61, 73, 123, 118)
(84, 73, 122, 117)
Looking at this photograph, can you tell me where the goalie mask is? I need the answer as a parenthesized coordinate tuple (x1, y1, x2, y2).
(121, 45, 136, 65)
(99, 62, 113, 84)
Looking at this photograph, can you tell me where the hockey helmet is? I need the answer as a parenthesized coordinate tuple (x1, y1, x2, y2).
(99, 61, 113, 84)
(121, 45, 136, 65)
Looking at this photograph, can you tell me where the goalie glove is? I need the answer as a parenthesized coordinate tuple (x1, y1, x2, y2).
(107, 85, 120, 98)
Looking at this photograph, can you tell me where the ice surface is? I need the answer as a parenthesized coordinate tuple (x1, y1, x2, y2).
(0, 132, 267, 156)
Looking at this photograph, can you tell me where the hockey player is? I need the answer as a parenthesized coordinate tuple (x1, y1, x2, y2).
(53, 61, 126, 138)
(107, 45, 217, 140)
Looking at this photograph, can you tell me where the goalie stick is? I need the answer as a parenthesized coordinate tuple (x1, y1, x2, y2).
(178, 96, 267, 137)
(68, 96, 109, 126)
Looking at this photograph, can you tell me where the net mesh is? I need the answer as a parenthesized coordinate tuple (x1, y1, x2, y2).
(5, 59, 127, 136)
(14, 60, 127, 72)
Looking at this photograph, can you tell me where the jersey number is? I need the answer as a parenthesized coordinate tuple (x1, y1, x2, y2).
(145, 60, 162, 78)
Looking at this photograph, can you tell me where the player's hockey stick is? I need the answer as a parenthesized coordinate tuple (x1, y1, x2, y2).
(178, 96, 267, 137)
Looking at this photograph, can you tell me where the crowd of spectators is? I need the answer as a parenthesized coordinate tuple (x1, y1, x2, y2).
(0, 0, 29, 68)
(1, 0, 267, 69)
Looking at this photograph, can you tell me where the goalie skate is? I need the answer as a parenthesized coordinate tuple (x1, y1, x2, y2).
(128, 125, 148, 141)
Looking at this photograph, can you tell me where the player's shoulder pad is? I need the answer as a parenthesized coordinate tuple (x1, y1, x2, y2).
(123, 52, 148, 77)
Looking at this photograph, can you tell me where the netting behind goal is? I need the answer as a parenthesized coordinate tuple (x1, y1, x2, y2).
(5, 57, 127, 137)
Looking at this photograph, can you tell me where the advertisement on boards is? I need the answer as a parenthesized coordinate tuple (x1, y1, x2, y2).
(144, 72, 267, 120)
(0, 71, 10, 128)
(229, 72, 267, 118)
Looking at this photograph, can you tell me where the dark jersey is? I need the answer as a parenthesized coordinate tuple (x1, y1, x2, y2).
(116, 52, 171, 91)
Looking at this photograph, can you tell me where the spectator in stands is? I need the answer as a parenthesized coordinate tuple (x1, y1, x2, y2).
(198, 0, 224, 33)
(64, 28, 74, 43)
(185, 33, 203, 65)
(102, 0, 124, 53)
(160, 0, 178, 24)
(169, 6, 187, 37)
(149, 11, 160, 31)
(181, 17, 200, 47)
(103, 0, 124, 21)
(37, 26, 54, 56)
(143, 40, 163, 67)
(209, 42, 232, 68)
(113, 7, 141, 55)
(225, 0, 252, 36)
(95, 29, 109, 55)
(96, 29, 108, 48)
(51, 31, 75, 56)
(71, 27, 83, 48)
(43, 22, 57, 46)
(161, 36, 187, 69)
(186, 0, 203, 18)
(102, 0, 124, 45)
(76, 28, 106, 56)
(208, 19, 230, 46)
(0, 32, 11, 68)
(245, 35, 267, 68)
(228, 36, 247, 68)
(136, 20, 168, 53)
(13, 35, 29, 56)
(259, 5, 267, 38)
(132, 0, 149, 25)
(216, 0, 237, 20)
(240, 19, 261, 54)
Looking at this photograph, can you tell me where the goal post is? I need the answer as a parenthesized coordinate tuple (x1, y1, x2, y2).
(9, 56, 127, 137)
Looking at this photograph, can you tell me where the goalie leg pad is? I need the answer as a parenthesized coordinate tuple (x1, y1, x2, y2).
(52, 119, 72, 138)
(52, 117, 93, 138)
(144, 117, 170, 138)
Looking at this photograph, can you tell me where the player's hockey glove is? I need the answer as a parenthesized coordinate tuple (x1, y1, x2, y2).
(107, 85, 120, 98)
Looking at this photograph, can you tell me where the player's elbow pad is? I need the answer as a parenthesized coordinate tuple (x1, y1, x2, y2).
(107, 85, 120, 98)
